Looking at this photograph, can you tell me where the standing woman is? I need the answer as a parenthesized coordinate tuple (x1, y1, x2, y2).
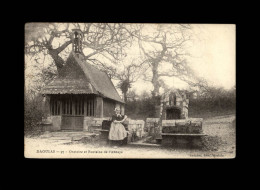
(108, 107, 128, 147)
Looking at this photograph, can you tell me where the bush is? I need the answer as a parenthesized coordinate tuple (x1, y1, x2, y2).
(125, 87, 236, 119)
(126, 96, 159, 120)
(188, 88, 236, 118)
(24, 94, 45, 136)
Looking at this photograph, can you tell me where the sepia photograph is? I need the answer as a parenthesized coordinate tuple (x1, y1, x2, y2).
(24, 23, 236, 158)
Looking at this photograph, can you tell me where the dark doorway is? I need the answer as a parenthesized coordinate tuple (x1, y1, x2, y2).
(166, 107, 181, 120)
(61, 95, 84, 131)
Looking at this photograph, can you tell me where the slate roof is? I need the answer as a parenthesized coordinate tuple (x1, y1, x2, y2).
(41, 78, 96, 94)
(41, 52, 124, 103)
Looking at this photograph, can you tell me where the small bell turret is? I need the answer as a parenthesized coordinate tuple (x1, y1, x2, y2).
(72, 29, 83, 54)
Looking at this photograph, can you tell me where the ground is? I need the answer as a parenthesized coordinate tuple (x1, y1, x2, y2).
(24, 114, 235, 159)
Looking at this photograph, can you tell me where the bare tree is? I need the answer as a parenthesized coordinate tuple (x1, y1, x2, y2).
(25, 23, 140, 76)
(25, 23, 208, 101)
(114, 59, 147, 102)
(134, 24, 207, 97)
(25, 23, 144, 100)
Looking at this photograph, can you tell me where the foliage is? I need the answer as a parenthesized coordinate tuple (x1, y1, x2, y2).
(25, 23, 235, 121)
(135, 24, 207, 96)
(125, 87, 236, 120)
(115, 61, 147, 102)
(25, 23, 210, 101)
(125, 92, 159, 120)
(189, 86, 236, 117)
(24, 93, 45, 136)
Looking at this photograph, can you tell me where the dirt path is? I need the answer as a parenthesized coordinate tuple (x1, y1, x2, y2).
(24, 114, 236, 159)
(202, 114, 236, 155)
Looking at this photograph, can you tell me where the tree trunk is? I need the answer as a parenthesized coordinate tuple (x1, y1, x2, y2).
(48, 49, 65, 75)
(123, 92, 127, 103)
(151, 45, 167, 97)
(151, 62, 160, 97)
(45, 40, 72, 76)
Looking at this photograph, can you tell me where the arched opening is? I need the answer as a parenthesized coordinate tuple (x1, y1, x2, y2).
(166, 106, 181, 120)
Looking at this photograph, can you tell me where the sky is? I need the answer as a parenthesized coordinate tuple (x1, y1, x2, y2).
(190, 24, 235, 89)
(114, 24, 236, 95)
(25, 24, 236, 96)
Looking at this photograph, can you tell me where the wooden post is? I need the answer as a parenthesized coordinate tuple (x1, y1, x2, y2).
(96, 96, 103, 118)
(59, 100, 62, 116)
(92, 96, 95, 116)
(84, 95, 87, 117)
(72, 96, 75, 115)
(90, 98, 92, 116)
(88, 98, 90, 116)
(94, 96, 97, 117)
(44, 95, 50, 116)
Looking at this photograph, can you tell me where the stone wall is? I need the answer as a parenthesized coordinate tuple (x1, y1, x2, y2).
(51, 116, 61, 131)
(161, 118, 203, 134)
(83, 117, 93, 131)
(84, 117, 111, 132)
(128, 119, 147, 138)
(146, 118, 161, 138)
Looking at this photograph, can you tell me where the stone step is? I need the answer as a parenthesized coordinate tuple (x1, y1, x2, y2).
(128, 142, 162, 147)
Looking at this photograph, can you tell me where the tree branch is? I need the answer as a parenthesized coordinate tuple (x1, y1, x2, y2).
(55, 40, 72, 54)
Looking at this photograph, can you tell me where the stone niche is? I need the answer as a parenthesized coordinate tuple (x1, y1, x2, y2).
(160, 90, 189, 120)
